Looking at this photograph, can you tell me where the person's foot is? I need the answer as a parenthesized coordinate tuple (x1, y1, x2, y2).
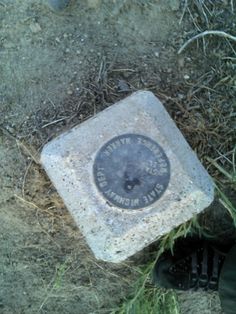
(152, 237, 229, 291)
(219, 244, 236, 314)
(47, 0, 72, 11)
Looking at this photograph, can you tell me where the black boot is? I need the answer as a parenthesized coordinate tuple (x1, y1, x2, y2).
(153, 237, 229, 291)
(219, 244, 236, 314)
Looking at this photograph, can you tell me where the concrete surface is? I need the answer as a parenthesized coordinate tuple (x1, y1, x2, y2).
(41, 91, 214, 262)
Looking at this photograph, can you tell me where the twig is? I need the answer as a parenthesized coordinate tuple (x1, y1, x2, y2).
(157, 92, 189, 115)
(178, 30, 236, 54)
(111, 68, 135, 73)
(37, 272, 57, 313)
(14, 194, 56, 218)
(222, 56, 236, 61)
(179, 0, 188, 25)
(22, 160, 33, 198)
(206, 157, 234, 182)
(187, 6, 201, 32)
(215, 149, 235, 164)
(15, 194, 40, 209)
(88, 258, 123, 280)
(231, 0, 234, 13)
(97, 57, 106, 84)
(16, 139, 40, 164)
(15, 194, 61, 249)
(41, 117, 68, 129)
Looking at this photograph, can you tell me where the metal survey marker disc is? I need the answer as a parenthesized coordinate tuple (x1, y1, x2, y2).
(93, 134, 170, 209)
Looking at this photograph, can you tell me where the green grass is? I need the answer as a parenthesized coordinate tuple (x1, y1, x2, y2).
(116, 286, 180, 314)
(38, 261, 69, 312)
(114, 217, 200, 314)
(116, 146, 236, 314)
(208, 146, 236, 224)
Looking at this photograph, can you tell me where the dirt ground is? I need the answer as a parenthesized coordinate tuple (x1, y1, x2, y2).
(1, 0, 236, 313)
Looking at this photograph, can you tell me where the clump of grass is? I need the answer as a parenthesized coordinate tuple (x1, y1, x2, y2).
(207, 146, 236, 225)
(116, 145, 236, 314)
(114, 217, 200, 314)
(216, 185, 236, 226)
(114, 260, 180, 314)
(116, 285, 180, 314)
(38, 261, 69, 312)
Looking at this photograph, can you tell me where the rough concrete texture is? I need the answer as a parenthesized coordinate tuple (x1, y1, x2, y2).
(41, 91, 214, 262)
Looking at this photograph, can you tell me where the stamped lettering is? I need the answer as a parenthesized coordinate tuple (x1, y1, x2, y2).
(93, 134, 170, 209)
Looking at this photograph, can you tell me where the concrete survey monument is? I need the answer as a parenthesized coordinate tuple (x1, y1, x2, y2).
(41, 91, 214, 262)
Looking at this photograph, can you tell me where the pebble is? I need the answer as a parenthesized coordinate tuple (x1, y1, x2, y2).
(29, 22, 41, 33)
(117, 80, 130, 92)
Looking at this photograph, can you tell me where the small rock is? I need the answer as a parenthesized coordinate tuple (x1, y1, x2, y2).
(29, 22, 41, 33)
(177, 93, 184, 100)
(117, 80, 130, 93)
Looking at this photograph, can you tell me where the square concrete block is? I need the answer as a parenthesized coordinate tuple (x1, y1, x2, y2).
(41, 91, 214, 262)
